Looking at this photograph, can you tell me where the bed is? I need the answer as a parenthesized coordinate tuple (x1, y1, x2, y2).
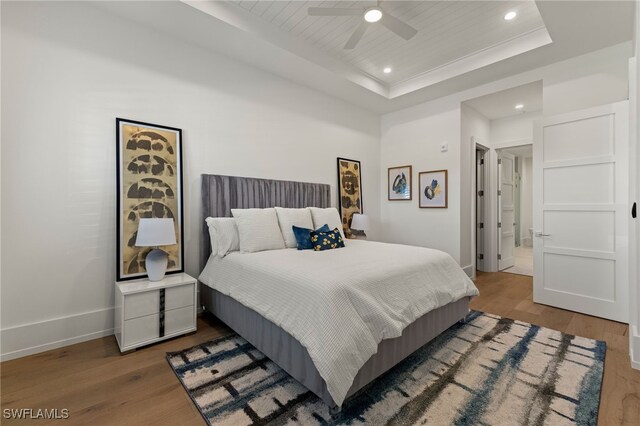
(198, 174, 478, 409)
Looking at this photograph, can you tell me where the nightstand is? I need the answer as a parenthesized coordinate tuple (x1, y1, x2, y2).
(115, 273, 197, 353)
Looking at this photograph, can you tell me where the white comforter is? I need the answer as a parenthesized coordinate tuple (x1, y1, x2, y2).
(199, 240, 479, 406)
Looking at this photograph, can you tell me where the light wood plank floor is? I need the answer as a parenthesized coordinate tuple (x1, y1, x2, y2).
(1, 272, 639, 425)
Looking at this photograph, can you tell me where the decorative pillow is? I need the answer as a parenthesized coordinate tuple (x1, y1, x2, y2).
(310, 228, 345, 251)
(231, 208, 286, 253)
(205, 217, 240, 257)
(275, 207, 314, 248)
(308, 207, 345, 239)
(292, 224, 330, 250)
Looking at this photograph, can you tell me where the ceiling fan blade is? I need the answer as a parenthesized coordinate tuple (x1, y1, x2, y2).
(380, 13, 417, 40)
(344, 22, 369, 49)
(308, 7, 363, 16)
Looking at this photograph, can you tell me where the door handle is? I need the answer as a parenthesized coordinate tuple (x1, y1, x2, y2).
(633, 202, 637, 219)
(534, 231, 551, 237)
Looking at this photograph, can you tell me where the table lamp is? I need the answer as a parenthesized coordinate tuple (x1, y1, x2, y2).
(350, 213, 370, 239)
(135, 218, 177, 281)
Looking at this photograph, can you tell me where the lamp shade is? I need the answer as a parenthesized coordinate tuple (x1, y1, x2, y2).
(135, 218, 177, 247)
(350, 213, 370, 231)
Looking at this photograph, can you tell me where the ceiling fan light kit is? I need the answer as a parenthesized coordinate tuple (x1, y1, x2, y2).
(364, 7, 383, 23)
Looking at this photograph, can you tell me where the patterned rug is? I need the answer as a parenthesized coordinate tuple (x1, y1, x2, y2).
(167, 311, 605, 425)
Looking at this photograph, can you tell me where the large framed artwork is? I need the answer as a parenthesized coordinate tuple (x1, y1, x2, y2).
(116, 118, 184, 281)
(388, 165, 412, 200)
(419, 169, 448, 208)
(337, 158, 363, 238)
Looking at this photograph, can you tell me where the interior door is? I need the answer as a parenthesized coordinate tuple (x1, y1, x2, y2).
(498, 152, 516, 270)
(533, 102, 629, 322)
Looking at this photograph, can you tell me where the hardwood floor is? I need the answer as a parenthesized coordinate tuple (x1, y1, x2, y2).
(1, 272, 639, 425)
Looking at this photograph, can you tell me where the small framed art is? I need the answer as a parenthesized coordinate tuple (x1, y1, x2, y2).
(388, 165, 412, 200)
(419, 169, 448, 208)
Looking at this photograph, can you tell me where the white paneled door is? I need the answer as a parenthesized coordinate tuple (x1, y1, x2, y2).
(498, 152, 516, 271)
(533, 102, 629, 322)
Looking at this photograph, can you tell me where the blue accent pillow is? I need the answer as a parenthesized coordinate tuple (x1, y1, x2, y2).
(310, 228, 345, 251)
(292, 224, 331, 250)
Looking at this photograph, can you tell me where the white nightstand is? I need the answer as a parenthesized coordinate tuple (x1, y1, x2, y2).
(114, 273, 197, 353)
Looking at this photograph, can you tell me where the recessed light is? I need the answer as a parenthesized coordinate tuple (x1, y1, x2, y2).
(364, 7, 383, 23)
(383, 67, 392, 74)
(504, 11, 517, 21)
(515, 104, 524, 110)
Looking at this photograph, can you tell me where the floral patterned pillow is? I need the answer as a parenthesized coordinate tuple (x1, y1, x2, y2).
(310, 228, 345, 251)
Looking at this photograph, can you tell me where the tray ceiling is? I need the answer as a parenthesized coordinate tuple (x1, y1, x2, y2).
(101, 1, 634, 113)
(231, 1, 547, 88)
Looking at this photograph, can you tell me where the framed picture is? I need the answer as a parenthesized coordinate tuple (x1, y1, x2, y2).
(337, 158, 363, 238)
(388, 165, 412, 200)
(116, 118, 184, 281)
(419, 169, 448, 208)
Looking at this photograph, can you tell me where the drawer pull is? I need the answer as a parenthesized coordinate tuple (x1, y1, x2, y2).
(159, 289, 165, 338)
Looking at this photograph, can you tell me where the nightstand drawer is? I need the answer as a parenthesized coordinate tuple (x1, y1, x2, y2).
(165, 305, 195, 335)
(165, 284, 195, 311)
(123, 314, 159, 347)
(115, 273, 197, 352)
(124, 291, 159, 320)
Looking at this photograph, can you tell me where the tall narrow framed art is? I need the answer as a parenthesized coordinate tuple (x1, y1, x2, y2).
(116, 118, 184, 281)
(337, 157, 363, 238)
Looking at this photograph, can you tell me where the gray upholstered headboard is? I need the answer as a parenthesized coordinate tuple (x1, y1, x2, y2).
(200, 174, 331, 269)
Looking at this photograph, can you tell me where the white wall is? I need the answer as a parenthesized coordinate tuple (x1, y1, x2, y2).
(0, 2, 381, 360)
(490, 111, 542, 147)
(381, 41, 631, 266)
(380, 106, 461, 259)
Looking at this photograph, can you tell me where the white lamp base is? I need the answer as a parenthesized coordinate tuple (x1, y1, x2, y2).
(145, 249, 168, 281)
(350, 229, 367, 240)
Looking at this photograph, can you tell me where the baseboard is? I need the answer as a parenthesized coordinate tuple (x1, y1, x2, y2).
(462, 264, 474, 278)
(0, 307, 114, 362)
(631, 325, 640, 370)
(1, 288, 205, 361)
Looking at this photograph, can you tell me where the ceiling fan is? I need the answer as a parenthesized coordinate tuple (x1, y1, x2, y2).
(308, 2, 418, 50)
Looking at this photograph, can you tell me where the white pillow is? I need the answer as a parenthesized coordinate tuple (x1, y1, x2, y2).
(275, 207, 314, 248)
(205, 217, 240, 257)
(231, 208, 286, 253)
(309, 207, 345, 239)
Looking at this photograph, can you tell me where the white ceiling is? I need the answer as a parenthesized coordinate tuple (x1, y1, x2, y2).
(95, 1, 635, 113)
(464, 81, 542, 120)
(229, 1, 547, 86)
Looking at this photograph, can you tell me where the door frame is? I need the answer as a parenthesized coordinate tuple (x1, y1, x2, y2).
(473, 141, 490, 273)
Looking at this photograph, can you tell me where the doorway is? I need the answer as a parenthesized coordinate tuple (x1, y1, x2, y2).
(463, 81, 542, 275)
(497, 145, 533, 276)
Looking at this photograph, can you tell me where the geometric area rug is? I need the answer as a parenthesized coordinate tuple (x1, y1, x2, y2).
(167, 311, 605, 426)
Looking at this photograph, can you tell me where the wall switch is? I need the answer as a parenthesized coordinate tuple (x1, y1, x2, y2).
(440, 142, 449, 152)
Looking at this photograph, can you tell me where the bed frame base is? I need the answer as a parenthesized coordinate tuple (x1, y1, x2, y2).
(201, 284, 470, 408)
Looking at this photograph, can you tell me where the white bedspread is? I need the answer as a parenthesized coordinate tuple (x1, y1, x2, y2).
(199, 240, 479, 406)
